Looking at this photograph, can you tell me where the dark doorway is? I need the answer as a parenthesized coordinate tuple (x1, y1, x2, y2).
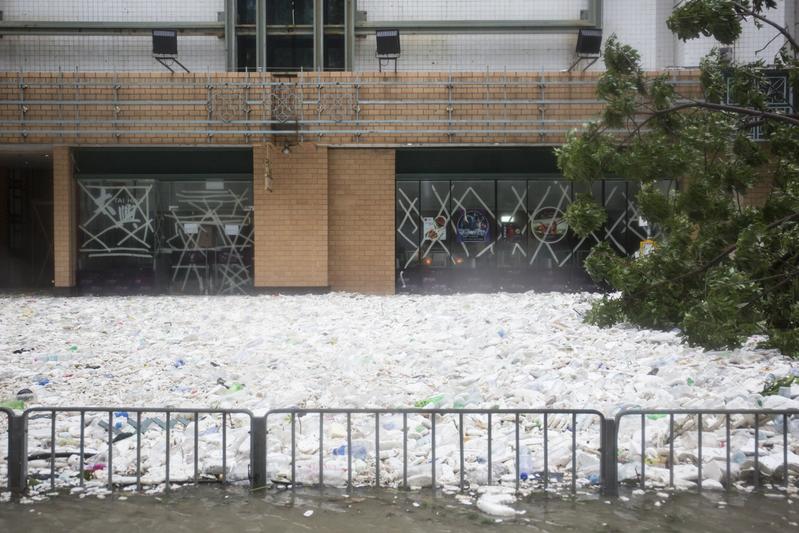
(0, 152, 54, 289)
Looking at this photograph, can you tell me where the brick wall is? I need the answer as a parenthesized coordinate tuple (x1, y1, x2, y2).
(253, 142, 329, 288)
(52, 146, 76, 287)
(328, 148, 396, 294)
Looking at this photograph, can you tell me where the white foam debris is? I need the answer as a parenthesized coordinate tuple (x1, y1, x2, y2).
(476, 489, 519, 517)
(0, 292, 796, 492)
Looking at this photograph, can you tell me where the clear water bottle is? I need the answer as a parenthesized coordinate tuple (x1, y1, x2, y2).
(332, 445, 367, 461)
(519, 446, 533, 481)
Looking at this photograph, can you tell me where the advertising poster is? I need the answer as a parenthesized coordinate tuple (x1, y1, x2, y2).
(422, 216, 447, 242)
(456, 208, 491, 243)
(530, 207, 568, 243)
(502, 223, 523, 242)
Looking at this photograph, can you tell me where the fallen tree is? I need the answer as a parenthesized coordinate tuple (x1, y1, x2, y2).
(557, 0, 799, 357)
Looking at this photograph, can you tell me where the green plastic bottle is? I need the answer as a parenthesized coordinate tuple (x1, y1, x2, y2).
(0, 399, 25, 410)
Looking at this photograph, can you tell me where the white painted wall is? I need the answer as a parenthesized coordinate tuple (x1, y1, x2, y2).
(0, 0, 226, 72)
(0, 0, 795, 72)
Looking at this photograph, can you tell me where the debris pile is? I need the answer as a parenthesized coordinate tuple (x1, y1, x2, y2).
(0, 292, 796, 501)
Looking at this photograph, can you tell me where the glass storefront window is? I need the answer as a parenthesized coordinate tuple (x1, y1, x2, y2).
(396, 176, 656, 292)
(396, 181, 421, 272)
(496, 180, 528, 269)
(450, 181, 496, 271)
(419, 180, 450, 269)
(78, 178, 253, 294)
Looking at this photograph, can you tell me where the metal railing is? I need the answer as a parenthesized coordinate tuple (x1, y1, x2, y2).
(616, 409, 798, 492)
(2, 406, 797, 497)
(16, 407, 253, 492)
(262, 408, 608, 494)
(1, 407, 13, 490)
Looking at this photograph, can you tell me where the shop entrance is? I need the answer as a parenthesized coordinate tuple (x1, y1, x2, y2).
(74, 149, 254, 295)
(0, 152, 53, 290)
(395, 148, 672, 293)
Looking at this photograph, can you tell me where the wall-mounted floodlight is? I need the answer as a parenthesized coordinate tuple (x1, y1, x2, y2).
(153, 29, 190, 73)
(569, 28, 603, 72)
(576, 28, 603, 56)
(376, 29, 401, 73)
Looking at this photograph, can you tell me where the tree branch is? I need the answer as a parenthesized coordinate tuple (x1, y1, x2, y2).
(662, 101, 799, 127)
(617, 99, 798, 145)
(731, 1, 799, 54)
(633, 211, 799, 294)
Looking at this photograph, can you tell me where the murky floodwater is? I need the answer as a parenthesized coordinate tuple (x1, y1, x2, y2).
(1, 487, 797, 533)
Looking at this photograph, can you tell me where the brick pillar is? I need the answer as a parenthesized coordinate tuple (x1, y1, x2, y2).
(52, 146, 76, 288)
(253, 143, 329, 288)
(328, 148, 396, 294)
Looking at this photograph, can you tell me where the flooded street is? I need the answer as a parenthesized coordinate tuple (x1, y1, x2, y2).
(1, 487, 797, 533)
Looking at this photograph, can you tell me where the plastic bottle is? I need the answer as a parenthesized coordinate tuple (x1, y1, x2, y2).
(33, 353, 76, 363)
(519, 446, 533, 481)
(332, 445, 367, 461)
(0, 399, 26, 410)
(414, 394, 445, 408)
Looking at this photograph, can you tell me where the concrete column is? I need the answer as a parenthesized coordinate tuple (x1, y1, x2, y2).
(52, 146, 76, 288)
(313, 0, 325, 71)
(225, 0, 237, 72)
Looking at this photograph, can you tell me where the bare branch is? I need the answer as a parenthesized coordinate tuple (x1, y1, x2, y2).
(731, 1, 799, 53)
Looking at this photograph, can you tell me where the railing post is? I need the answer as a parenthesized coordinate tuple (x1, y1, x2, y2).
(250, 416, 267, 490)
(600, 418, 618, 497)
(8, 415, 28, 494)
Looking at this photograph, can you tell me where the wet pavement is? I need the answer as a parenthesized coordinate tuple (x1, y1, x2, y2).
(1, 486, 798, 532)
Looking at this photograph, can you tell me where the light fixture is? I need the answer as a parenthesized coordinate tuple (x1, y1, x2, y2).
(282, 144, 291, 155)
(569, 28, 603, 72)
(376, 29, 401, 73)
(500, 215, 513, 223)
(576, 28, 603, 56)
(153, 29, 189, 73)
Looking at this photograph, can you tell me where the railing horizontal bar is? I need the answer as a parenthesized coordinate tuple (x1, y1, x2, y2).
(617, 409, 799, 418)
(266, 408, 606, 416)
(0, 80, 702, 90)
(23, 407, 253, 416)
(0, 100, 208, 106)
(0, 119, 592, 126)
(0, 129, 602, 137)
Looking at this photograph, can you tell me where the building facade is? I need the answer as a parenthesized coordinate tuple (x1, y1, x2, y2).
(0, 1, 795, 294)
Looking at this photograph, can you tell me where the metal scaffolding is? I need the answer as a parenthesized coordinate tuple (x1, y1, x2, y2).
(0, 70, 700, 144)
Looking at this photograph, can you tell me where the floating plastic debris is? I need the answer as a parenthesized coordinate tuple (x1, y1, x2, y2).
(0, 292, 795, 493)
